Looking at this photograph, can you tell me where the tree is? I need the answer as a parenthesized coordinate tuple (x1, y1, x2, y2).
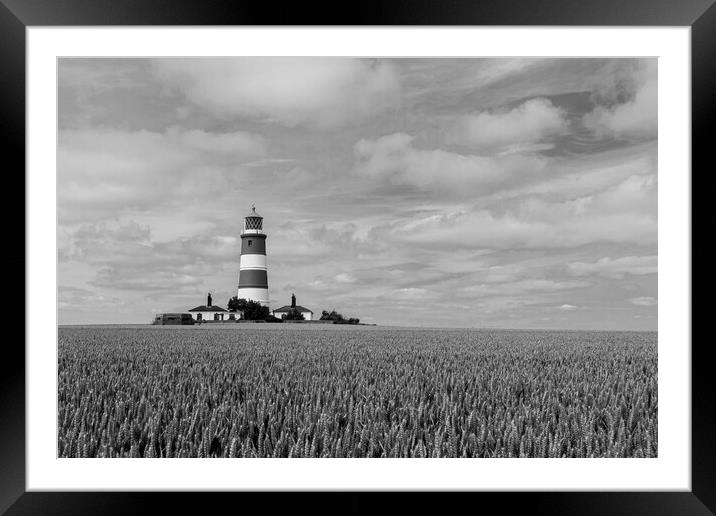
(320, 310, 343, 321)
(320, 309, 359, 325)
(283, 308, 305, 321)
(227, 297, 270, 321)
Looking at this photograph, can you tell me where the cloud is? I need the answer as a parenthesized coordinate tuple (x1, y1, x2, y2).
(393, 287, 430, 299)
(333, 273, 357, 284)
(461, 279, 589, 296)
(270, 222, 380, 263)
(383, 189, 656, 250)
(629, 296, 657, 306)
(58, 286, 127, 311)
(487, 142, 656, 204)
(58, 127, 267, 223)
(58, 59, 150, 129)
(583, 60, 657, 139)
(468, 59, 543, 89)
(564, 173, 657, 217)
(353, 133, 547, 195)
(59, 59, 143, 91)
(60, 221, 241, 294)
(362, 161, 655, 254)
(353, 130, 655, 207)
(153, 58, 401, 129)
(558, 304, 578, 311)
(567, 255, 657, 279)
(92, 269, 203, 292)
(452, 98, 569, 150)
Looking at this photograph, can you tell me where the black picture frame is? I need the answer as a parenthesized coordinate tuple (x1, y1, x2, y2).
(4, 0, 714, 513)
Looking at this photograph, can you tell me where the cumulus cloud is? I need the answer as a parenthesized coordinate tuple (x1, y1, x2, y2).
(333, 273, 357, 284)
(629, 296, 657, 306)
(353, 133, 547, 195)
(558, 304, 578, 311)
(488, 142, 656, 204)
(154, 58, 401, 129)
(58, 286, 127, 311)
(567, 255, 657, 279)
(453, 98, 569, 151)
(382, 180, 656, 250)
(58, 127, 267, 223)
(583, 60, 657, 139)
(60, 221, 242, 294)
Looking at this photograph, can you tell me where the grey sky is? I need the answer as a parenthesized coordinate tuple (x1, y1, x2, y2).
(58, 57, 657, 329)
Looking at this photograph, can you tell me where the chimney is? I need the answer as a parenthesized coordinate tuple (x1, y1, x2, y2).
(207, 292, 212, 307)
(291, 293, 296, 308)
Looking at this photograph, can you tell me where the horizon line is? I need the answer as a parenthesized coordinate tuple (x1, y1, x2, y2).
(57, 322, 658, 333)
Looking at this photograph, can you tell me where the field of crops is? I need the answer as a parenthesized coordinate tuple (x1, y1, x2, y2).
(58, 325, 657, 458)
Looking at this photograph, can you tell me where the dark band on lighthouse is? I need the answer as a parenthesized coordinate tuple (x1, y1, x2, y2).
(238, 269, 268, 288)
(240, 234, 267, 255)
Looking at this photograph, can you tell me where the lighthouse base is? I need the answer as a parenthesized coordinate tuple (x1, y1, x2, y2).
(237, 287, 269, 307)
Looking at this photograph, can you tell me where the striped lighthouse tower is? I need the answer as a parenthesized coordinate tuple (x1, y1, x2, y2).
(237, 205, 269, 306)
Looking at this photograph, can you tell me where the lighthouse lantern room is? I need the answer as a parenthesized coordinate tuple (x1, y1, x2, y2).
(237, 205, 270, 306)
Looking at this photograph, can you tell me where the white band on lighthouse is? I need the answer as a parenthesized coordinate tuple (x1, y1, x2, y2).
(237, 205, 269, 307)
(239, 254, 268, 270)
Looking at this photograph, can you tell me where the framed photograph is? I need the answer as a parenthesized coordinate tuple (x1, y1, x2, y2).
(7, 0, 714, 513)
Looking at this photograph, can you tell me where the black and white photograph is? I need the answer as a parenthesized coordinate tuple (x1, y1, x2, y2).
(57, 57, 658, 459)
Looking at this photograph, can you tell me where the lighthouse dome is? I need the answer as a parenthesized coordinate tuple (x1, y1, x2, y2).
(246, 204, 262, 218)
(244, 204, 263, 231)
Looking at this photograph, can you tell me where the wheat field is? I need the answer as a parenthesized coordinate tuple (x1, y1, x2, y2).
(58, 325, 657, 458)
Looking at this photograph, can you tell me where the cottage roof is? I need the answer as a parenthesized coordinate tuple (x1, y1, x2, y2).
(273, 305, 313, 313)
(188, 305, 228, 312)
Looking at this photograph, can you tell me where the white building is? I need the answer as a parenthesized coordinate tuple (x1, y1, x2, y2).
(188, 293, 241, 322)
(272, 293, 314, 321)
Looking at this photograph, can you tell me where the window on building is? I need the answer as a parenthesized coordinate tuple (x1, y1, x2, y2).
(214, 313, 220, 321)
(248, 240, 252, 247)
(197, 313, 202, 321)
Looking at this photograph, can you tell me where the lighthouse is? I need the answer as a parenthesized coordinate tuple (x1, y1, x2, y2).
(237, 205, 270, 306)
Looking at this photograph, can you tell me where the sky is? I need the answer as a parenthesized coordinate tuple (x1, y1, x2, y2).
(57, 58, 657, 329)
